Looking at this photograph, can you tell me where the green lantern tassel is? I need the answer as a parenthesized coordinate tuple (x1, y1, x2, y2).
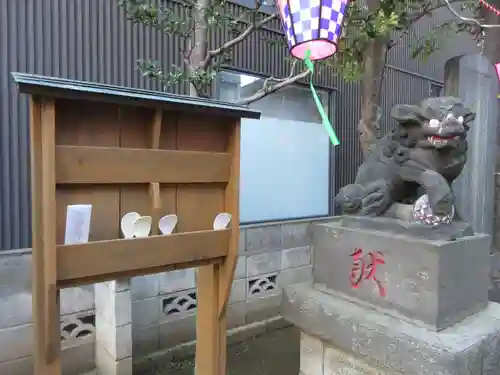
(304, 50, 340, 146)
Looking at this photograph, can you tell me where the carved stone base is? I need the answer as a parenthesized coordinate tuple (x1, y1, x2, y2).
(283, 283, 500, 375)
(337, 215, 474, 241)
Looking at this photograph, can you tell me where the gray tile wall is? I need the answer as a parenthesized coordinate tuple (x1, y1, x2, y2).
(0, 218, 325, 374)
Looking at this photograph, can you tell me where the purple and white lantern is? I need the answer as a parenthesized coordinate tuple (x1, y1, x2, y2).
(276, 0, 349, 61)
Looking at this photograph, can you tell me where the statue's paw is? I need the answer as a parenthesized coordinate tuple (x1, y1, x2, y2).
(361, 191, 391, 216)
(335, 184, 364, 213)
(429, 193, 454, 216)
(360, 180, 391, 216)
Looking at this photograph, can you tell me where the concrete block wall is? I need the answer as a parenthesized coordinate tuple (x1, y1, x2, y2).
(0, 218, 322, 374)
(0, 249, 96, 375)
(131, 220, 315, 358)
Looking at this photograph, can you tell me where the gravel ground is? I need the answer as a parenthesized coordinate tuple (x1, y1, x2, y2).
(151, 327, 300, 375)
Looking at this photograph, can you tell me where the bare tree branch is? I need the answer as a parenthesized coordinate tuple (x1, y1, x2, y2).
(406, 0, 466, 24)
(236, 60, 311, 105)
(201, 13, 278, 69)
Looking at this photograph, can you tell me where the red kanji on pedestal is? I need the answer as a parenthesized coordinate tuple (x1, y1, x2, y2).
(349, 248, 386, 297)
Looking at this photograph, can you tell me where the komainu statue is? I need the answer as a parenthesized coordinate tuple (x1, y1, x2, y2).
(335, 97, 475, 227)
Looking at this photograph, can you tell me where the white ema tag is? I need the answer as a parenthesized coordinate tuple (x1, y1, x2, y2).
(64, 205, 92, 245)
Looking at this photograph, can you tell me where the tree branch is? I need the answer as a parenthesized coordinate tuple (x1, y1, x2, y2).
(406, 0, 466, 24)
(236, 60, 311, 105)
(201, 13, 277, 69)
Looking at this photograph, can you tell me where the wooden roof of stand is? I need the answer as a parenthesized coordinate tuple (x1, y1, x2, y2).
(11, 72, 261, 120)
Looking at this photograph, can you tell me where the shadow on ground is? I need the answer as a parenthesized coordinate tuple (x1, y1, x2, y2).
(152, 327, 300, 375)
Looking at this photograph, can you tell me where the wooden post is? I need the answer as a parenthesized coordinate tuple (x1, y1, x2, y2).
(196, 264, 222, 375)
(149, 109, 163, 234)
(31, 97, 61, 375)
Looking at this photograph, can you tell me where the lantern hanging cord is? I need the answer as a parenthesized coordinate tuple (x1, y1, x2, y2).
(479, 0, 500, 16)
(304, 50, 340, 146)
(443, 0, 500, 27)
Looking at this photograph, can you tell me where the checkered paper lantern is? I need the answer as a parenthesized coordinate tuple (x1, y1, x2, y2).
(277, 0, 349, 61)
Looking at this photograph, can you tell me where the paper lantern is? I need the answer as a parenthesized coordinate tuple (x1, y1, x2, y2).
(277, 0, 349, 61)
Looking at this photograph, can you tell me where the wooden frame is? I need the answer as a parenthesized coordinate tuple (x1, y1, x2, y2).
(13, 73, 261, 375)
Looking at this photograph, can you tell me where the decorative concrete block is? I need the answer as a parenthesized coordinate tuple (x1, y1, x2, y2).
(0, 323, 32, 362)
(229, 279, 247, 304)
(131, 274, 160, 301)
(159, 269, 196, 295)
(313, 219, 490, 330)
(96, 344, 132, 375)
(60, 310, 96, 347)
(245, 225, 282, 253)
(282, 246, 311, 270)
(159, 313, 196, 348)
(246, 251, 281, 277)
(278, 266, 312, 288)
(300, 332, 323, 375)
(283, 283, 500, 375)
(158, 289, 197, 322)
(281, 222, 310, 248)
(132, 297, 159, 329)
(247, 272, 278, 298)
(95, 283, 131, 327)
(95, 319, 132, 360)
(132, 324, 159, 357)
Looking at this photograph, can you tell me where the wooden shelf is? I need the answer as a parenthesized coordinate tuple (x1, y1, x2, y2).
(13, 73, 260, 375)
(57, 229, 231, 286)
(56, 145, 232, 184)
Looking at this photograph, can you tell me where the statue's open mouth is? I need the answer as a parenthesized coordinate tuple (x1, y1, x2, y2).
(427, 135, 459, 146)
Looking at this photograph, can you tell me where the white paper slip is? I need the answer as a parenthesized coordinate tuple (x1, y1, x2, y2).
(64, 204, 92, 245)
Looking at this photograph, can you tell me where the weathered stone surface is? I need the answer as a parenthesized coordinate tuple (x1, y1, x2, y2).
(245, 225, 282, 253)
(282, 246, 311, 270)
(313, 219, 490, 330)
(133, 324, 160, 357)
(229, 279, 247, 303)
(0, 341, 95, 375)
(246, 250, 281, 277)
(282, 222, 311, 248)
(283, 283, 500, 375)
(96, 344, 132, 375)
(300, 331, 323, 375)
(335, 215, 473, 241)
(95, 282, 131, 327)
(278, 266, 312, 288)
(159, 269, 196, 295)
(131, 274, 160, 301)
(132, 297, 159, 329)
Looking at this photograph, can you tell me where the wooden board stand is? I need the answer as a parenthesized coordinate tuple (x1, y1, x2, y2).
(13, 73, 261, 375)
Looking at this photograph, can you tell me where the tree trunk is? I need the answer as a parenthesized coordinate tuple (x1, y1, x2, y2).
(358, 37, 388, 157)
(187, 0, 210, 97)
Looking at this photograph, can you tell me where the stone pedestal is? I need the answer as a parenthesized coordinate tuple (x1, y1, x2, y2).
(282, 217, 500, 375)
(94, 279, 132, 375)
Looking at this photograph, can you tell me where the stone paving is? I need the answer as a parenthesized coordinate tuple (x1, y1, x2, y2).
(150, 327, 299, 375)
